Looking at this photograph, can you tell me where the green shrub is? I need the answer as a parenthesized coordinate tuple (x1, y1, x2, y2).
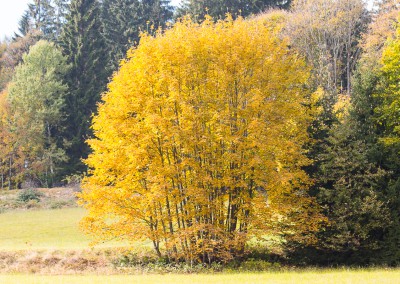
(17, 189, 43, 203)
(49, 200, 70, 209)
(111, 250, 281, 273)
(112, 252, 159, 268)
(238, 259, 281, 271)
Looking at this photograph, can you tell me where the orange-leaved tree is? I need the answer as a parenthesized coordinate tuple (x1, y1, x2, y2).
(0, 89, 26, 189)
(80, 15, 323, 263)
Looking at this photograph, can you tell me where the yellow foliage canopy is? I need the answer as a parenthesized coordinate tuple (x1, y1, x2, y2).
(376, 18, 400, 145)
(80, 16, 323, 263)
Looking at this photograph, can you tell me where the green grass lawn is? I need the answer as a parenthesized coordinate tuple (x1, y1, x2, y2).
(0, 208, 89, 250)
(1, 269, 400, 284)
(0, 207, 399, 283)
(0, 207, 128, 250)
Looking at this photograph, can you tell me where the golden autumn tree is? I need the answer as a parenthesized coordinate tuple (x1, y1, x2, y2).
(0, 90, 26, 189)
(80, 16, 323, 263)
(0, 90, 13, 189)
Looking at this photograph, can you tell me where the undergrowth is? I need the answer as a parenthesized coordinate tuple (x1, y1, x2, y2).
(111, 249, 282, 274)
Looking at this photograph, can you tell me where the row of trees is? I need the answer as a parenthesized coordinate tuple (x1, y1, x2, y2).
(1, 0, 400, 265)
(82, 0, 400, 265)
(0, 0, 175, 187)
(287, 0, 400, 265)
(1, 0, 286, 186)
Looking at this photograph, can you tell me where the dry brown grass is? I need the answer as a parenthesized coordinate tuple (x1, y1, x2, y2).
(0, 187, 78, 212)
(0, 249, 119, 275)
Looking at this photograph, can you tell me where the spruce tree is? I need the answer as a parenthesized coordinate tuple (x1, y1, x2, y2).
(101, 0, 173, 72)
(289, 79, 392, 265)
(59, 0, 108, 174)
(176, 0, 291, 20)
(298, 2, 400, 263)
(314, 104, 390, 264)
(373, 21, 400, 264)
(101, 0, 141, 72)
(16, 10, 33, 37)
(27, 0, 58, 40)
(15, 0, 68, 41)
(139, 0, 173, 27)
(53, 0, 70, 38)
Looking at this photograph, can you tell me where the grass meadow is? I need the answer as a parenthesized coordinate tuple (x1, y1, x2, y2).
(0, 207, 135, 250)
(0, 194, 399, 282)
(0, 208, 89, 250)
(1, 269, 400, 283)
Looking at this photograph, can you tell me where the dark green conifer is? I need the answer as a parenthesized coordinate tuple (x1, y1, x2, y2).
(16, 10, 33, 37)
(101, 0, 173, 72)
(176, 0, 291, 20)
(59, 0, 109, 174)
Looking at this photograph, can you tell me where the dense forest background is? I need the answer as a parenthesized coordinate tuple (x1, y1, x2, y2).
(0, 0, 400, 266)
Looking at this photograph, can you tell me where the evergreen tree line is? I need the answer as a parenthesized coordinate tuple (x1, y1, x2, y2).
(0, 0, 399, 265)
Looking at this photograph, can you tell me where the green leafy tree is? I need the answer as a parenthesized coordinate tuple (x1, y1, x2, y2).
(0, 90, 26, 190)
(378, 26, 400, 146)
(0, 30, 41, 92)
(7, 40, 69, 187)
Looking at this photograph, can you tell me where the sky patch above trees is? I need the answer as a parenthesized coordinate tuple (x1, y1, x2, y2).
(0, 0, 183, 39)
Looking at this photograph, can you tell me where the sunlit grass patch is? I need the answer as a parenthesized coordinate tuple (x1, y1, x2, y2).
(0, 208, 128, 250)
(1, 269, 400, 284)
